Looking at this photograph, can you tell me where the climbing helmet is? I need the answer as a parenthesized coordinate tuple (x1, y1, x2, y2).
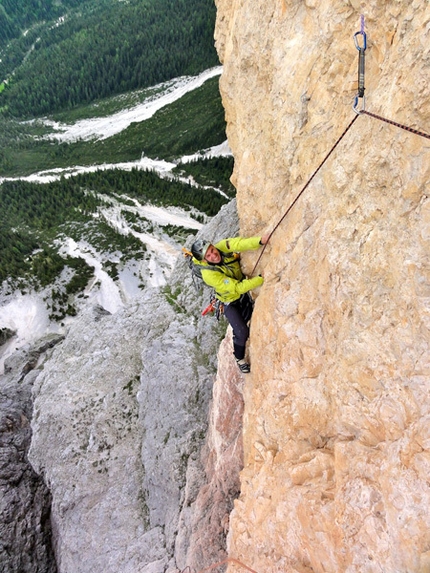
(191, 239, 211, 261)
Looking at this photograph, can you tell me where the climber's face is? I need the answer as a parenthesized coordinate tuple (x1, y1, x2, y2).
(205, 245, 222, 264)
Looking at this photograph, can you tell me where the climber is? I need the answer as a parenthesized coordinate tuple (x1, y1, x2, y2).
(191, 234, 269, 373)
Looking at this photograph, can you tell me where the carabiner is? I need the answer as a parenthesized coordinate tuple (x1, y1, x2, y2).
(352, 94, 366, 115)
(354, 30, 367, 52)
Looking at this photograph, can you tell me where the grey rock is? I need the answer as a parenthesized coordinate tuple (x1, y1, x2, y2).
(26, 200, 240, 572)
(0, 327, 16, 347)
(0, 334, 64, 573)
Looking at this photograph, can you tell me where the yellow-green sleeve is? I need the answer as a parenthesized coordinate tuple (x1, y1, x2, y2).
(201, 269, 264, 300)
(214, 236, 262, 253)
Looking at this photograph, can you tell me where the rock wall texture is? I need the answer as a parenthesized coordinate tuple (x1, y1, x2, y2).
(22, 200, 243, 573)
(0, 335, 63, 573)
(214, 1, 430, 572)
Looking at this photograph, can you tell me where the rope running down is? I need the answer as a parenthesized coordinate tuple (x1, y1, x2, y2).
(250, 113, 359, 275)
(251, 109, 429, 276)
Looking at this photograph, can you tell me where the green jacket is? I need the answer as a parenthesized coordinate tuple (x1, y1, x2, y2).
(193, 236, 264, 303)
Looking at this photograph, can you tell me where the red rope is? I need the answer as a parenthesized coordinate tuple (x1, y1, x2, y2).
(250, 107, 429, 276)
(251, 114, 359, 274)
(361, 110, 430, 140)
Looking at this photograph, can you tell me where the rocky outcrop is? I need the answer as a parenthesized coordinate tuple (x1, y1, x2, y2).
(175, 331, 245, 572)
(214, 1, 430, 572)
(5, 2, 429, 571)
(23, 200, 243, 572)
(0, 327, 15, 346)
(0, 334, 63, 573)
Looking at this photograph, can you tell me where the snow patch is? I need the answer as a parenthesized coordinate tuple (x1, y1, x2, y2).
(0, 156, 177, 185)
(122, 201, 202, 230)
(0, 140, 231, 187)
(41, 67, 223, 143)
(180, 140, 232, 163)
(61, 238, 124, 314)
(0, 294, 55, 374)
(0, 67, 230, 366)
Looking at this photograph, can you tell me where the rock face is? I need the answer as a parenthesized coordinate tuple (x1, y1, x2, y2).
(214, 1, 430, 572)
(176, 331, 245, 572)
(22, 200, 244, 572)
(0, 335, 63, 573)
(4, 2, 430, 570)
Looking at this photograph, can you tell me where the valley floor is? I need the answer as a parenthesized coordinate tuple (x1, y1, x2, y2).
(0, 67, 232, 374)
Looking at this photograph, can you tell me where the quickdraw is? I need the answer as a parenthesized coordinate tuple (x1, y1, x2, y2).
(251, 15, 429, 275)
(353, 15, 367, 114)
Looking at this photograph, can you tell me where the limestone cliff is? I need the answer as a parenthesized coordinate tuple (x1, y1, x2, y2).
(2, 2, 429, 571)
(214, 1, 430, 572)
(0, 335, 62, 573)
(20, 200, 242, 573)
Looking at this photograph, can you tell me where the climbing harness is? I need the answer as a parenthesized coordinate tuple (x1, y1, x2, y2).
(251, 16, 430, 276)
(352, 14, 367, 114)
(182, 246, 226, 318)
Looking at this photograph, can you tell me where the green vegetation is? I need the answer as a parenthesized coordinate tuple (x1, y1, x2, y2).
(0, 0, 86, 44)
(0, 76, 226, 177)
(114, 75, 226, 160)
(0, 327, 16, 344)
(48, 256, 95, 320)
(162, 285, 186, 313)
(0, 0, 218, 118)
(0, 177, 101, 293)
(78, 219, 147, 262)
(0, 156, 232, 290)
(174, 156, 235, 197)
(0, 226, 39, 284)
(0, 0, 233, 322)
(0, 178, 100, 230)
(71, 167, 228, 216)
(162, 224, 198, 242)
(123, 376, 140, 396)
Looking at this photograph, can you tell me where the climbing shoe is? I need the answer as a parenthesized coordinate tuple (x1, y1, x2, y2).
(236, 359, 251, 374)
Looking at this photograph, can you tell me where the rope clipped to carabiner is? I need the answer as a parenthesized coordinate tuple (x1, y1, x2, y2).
(353, 15, 366, 114)
(249, 14, 429, 276)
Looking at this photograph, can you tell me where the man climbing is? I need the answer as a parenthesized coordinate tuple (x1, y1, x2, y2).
(191, 234, 269, 373)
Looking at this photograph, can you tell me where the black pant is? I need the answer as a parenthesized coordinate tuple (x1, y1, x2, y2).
(223, 294, 254, 360)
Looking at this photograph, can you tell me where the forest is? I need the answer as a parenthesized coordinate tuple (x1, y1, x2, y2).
(0, 0, 232, 320)
(0, 75, 227, 177)
(0, 177, 101, 285)
(174, 156, 235, 195)
(0, 0, 86, 43)
(0, 0, 218, 118)
(72, 167, 230, 214)
(0, 159, 232, 286)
